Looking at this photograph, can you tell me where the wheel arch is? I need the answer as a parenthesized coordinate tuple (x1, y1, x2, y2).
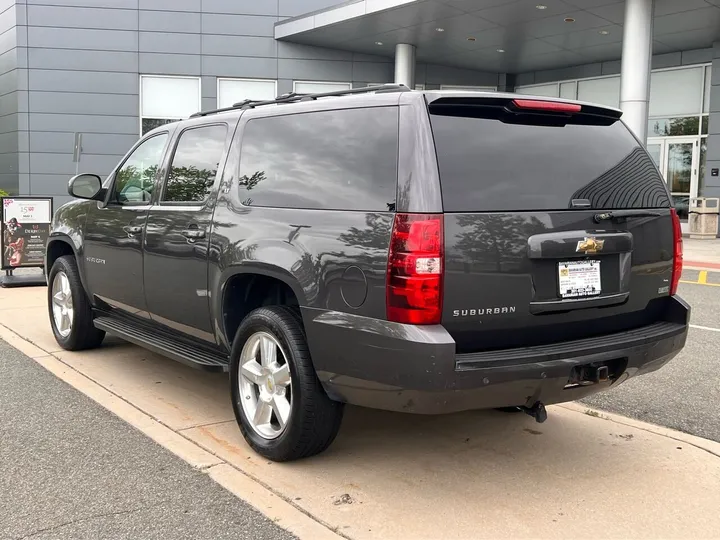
(46, 235, 94, 301)
(217, 265, 307, 350)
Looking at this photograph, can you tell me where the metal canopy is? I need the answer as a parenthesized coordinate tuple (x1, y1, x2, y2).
(275, 0, 720, 73)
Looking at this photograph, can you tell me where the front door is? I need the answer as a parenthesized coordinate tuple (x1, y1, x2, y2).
(143, 123, 231, 344)
(84, 132, 170, 317)
(647, 137, 700, 221)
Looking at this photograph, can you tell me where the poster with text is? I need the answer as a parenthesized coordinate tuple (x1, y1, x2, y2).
(1, 197, 53, 270)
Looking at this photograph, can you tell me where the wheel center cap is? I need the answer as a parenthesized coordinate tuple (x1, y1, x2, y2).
(266, 377, 275, 393)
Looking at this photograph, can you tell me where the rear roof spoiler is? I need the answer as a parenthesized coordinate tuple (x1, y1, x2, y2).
(425, 93, 623, 120)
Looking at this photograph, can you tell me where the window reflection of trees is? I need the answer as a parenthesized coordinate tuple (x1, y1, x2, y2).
(165, 164, 217, 202)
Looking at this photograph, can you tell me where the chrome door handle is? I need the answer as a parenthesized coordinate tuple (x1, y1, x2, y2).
(182, 229, 206, 240)
(123, 225, 143, 236)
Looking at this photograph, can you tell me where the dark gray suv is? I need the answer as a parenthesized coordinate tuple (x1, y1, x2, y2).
(45, 85, 689, 461)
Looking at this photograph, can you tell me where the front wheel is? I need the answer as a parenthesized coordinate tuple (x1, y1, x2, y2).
(48, 255, 105, 351)
(229, 306, 343, 462)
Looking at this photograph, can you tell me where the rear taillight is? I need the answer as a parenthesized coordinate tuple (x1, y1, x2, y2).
(386, 213, 444, 325)
(512, 99, 582, 113)
(671, 208, 683, 295)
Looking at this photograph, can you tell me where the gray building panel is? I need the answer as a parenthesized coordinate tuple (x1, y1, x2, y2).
(140, 31, 201, 55)
(201, 13, 276, 37)
(27, 26, 139, 52)
(29, 131, 137, 156)
(28, 69, 138, 95)
(0, 1, 18, 194)
(0, 112, 18, 134)
(26, 5, 139, 31)
(425, 64, 498, 86)
(139, 0, 200, 12)
(138, 32, 202, 54)
(203, 0, 278, 16)
(652, 52, 683, 69)
(0, 47, 16, 76)
(682, 48, 714, 65)
(27, 48, 139, 73)
(201, 96, 215, 112)
(139, 10, 200, 34)
(202, 35, 277, 58)
(277, 78, 293, 95)
(29, 113, 140, 135)
(352, 61, 393, 84)
(29, 152, 122, 176)
(28, 91, 139, 117)
(0, 172, 17, 193)
(139, 52, 201, 76)
(202, 55, 278, 79)
(0, 90, 20, 115)
(201, 76, 216, 98)
(27, 0, 138, 7)
(0, 131, 17, 153)
(278, 58, 352, 81)
(279, 0, 345, 18)
(278, 42, 352, 61)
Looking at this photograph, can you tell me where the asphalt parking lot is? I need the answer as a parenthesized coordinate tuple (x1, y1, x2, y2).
(583, 271, 720, 442)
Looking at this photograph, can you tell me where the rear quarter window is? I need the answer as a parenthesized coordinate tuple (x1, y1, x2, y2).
(430, 109, 671, 212)
(237, 107, 398, 211)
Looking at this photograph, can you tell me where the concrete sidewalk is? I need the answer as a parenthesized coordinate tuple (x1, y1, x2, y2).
(1, 285, 720, 539)
(0, 338, 296, 540)
(683, 237, 720, 268)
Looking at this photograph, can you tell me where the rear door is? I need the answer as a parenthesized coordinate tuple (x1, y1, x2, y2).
(429, 96, 676, 353)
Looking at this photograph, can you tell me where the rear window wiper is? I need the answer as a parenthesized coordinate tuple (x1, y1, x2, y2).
(594, 210, 663, 223)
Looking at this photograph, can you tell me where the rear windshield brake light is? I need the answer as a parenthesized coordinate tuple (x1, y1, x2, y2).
(512, 99, 582, 113)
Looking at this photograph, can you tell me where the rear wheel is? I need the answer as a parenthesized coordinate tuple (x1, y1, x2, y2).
(229, 306, 343, 461)
(48, 255, 105, 351)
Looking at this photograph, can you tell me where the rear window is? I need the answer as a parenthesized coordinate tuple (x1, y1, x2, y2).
(238, 107, 398, 211)
(430, 105, 670, 213)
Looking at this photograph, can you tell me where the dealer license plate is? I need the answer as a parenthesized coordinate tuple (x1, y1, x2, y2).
(558, 260, 601, 299)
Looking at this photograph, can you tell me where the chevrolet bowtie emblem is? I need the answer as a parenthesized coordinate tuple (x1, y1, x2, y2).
(576, 237, 604, 254)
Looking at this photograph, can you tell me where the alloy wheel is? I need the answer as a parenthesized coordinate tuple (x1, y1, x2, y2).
(51, 271, 74, 338)
(238, 331, 293, 440)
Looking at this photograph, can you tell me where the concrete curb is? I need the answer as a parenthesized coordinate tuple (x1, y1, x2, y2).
(0, 322, 343, 540)
(558, 402, 720, 458)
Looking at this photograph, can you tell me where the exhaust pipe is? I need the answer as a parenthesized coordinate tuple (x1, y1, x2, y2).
(521, 401, 547, 423)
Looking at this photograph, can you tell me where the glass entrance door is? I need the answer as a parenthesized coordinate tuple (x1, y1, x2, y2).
(647, 137, 700, 220)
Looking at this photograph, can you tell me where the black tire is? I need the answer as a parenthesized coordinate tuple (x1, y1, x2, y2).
(47, 255, 105, 351)
(229, 306, 344, 462)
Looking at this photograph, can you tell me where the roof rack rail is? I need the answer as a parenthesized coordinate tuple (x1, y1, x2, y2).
(190, 83, 410, 118)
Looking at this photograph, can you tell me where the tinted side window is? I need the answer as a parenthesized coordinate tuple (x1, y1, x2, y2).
(112, 133, 168, 205)
(162, 125, 227, 203)
(238, 107, 398, 211)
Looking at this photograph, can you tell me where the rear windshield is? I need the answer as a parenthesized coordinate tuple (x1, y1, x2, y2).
(430, 105, 670, 213)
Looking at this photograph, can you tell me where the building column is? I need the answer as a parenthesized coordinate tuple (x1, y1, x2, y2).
(704, 43, 720, 200)
(619, 0, 654, 143)
(394, 44, 416, 88)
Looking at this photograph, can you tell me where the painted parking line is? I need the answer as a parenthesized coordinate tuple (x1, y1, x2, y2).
(690, 324, 720, 333)
(680, 270, 720, 286)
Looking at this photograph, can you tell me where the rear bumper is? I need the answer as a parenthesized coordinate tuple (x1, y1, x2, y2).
(302, 296, 690, 414)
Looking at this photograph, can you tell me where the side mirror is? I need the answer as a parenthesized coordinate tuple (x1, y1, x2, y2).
(68, 173, 103, 200)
